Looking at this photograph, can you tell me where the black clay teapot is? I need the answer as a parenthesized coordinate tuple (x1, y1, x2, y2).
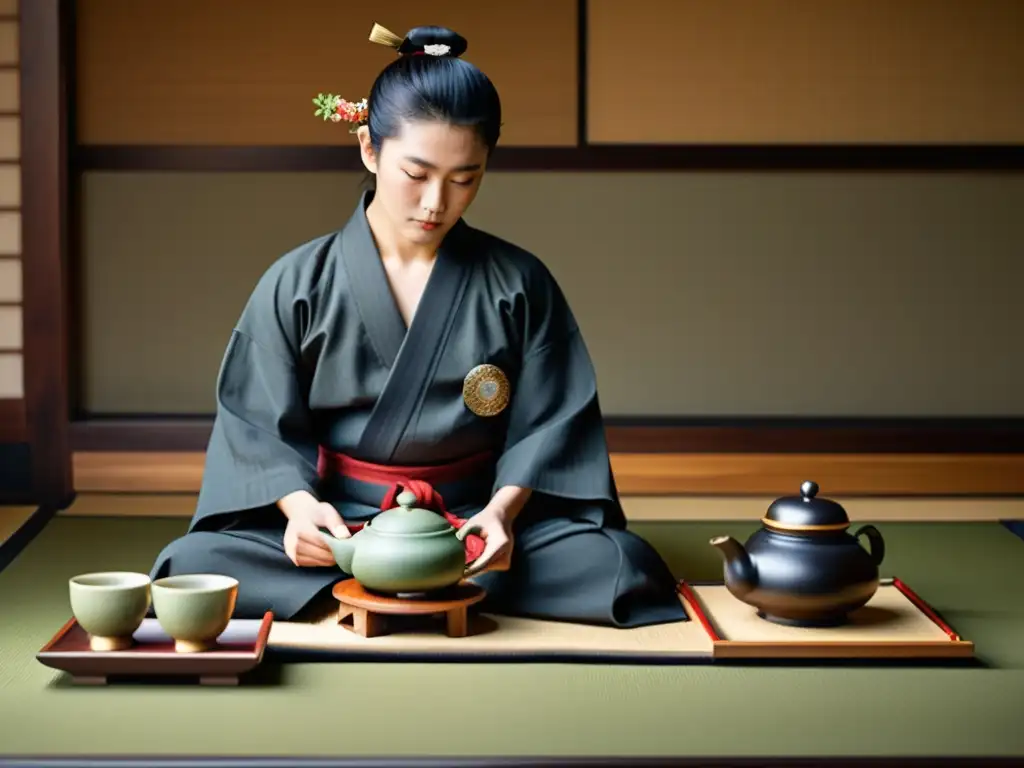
(710, 481, 885, 627)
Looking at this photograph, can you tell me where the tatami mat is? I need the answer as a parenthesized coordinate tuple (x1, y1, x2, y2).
(60, 493, 198, 518)
(2, 516, 1023, 763)
(56, 492, 1024, 522)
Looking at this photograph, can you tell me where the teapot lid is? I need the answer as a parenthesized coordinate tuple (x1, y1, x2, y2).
(762, 481, 850, 532)
(369, 490, 454, 535)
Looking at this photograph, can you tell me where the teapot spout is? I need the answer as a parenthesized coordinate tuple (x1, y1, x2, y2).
(320, 530, 357, 573)
(709, 535, 757, 596)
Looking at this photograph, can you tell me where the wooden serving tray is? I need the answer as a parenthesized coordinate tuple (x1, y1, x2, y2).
(679, 578, 975, 660)
(37, 611, 274, 685)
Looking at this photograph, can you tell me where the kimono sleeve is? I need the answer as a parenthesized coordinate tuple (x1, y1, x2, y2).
(191, 263, 320, 531)
(492, 260, 619, 508)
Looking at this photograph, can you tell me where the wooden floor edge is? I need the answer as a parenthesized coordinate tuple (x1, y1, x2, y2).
(71, 450, 1024, 497)
(0, 504, 41, 543)
(0, 504, 59, 575)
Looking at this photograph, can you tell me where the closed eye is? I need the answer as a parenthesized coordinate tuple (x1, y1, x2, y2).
(404, 170, 475, 186)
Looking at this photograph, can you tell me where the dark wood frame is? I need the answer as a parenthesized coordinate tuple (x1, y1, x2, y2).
(72, 143, 1024, 173)
(8, 0, 1023, 506)
(0, 396, 25, 442)
(18, 0, 73, 507)
(68, 415, 1024, 455)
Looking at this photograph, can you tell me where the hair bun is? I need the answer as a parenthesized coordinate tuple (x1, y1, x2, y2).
(400, 25, 468, 58)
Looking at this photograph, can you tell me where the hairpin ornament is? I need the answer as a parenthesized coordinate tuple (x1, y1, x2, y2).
(312, 23, 453, 131)
(312, 94, 368, 132)
(368, 22, 451, 57)
(368, 22, 404, 50)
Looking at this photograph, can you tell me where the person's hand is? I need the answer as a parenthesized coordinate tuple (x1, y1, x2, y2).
(458, 504, 515, 577)
(278, 491, 351, 568)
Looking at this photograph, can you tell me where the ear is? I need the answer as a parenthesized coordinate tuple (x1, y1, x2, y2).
(356, 126, 378, 174)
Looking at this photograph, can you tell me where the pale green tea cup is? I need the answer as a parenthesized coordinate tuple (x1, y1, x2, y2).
(151, 574, 239, 653)
(68, 571, 152, 651)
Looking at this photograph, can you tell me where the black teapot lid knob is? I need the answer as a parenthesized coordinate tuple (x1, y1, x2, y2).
(763, 479, 849, 531)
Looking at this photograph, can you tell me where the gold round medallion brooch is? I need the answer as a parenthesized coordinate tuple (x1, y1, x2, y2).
(462, 364, 510, 417)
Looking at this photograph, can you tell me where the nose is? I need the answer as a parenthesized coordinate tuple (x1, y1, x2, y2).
(421, 182, 446, 215)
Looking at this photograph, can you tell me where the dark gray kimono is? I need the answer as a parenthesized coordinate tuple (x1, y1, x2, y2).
(149, 191, 687, 628)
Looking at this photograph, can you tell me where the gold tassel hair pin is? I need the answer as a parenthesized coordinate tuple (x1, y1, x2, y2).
(368, 22, 404, 50)
(311, 23, 404, 132)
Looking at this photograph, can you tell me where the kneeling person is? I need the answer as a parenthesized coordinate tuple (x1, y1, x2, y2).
(149, 22, 687, 630)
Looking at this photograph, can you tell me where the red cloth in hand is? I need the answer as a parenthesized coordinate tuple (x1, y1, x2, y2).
(377, 479, 485, 564)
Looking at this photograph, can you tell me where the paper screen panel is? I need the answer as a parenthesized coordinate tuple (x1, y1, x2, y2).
(0, 259, 19, 301)
(0, 20, 16, 65)
(79, 171, 1024, 416)
(0, 70, 17, 113)
(588, 0, 1024, 144)
(0, 351, 21, 398)
(0, 165, 18, 207)
(0, 305, 19, 350)
(0, 212, 20, 255)
(0, 117, 18, 160)
(75, 0, 577, 146)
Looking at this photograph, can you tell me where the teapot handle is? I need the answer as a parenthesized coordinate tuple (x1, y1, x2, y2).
(853, 524, 885, 566)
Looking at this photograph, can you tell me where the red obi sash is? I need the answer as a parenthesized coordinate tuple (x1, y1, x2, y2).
(316, 448, 492, 563)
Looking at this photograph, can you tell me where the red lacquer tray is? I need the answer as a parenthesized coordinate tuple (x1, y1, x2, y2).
(37, 611, 274, 685)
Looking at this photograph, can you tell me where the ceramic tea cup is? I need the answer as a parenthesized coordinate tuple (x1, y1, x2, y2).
(68, 571, 152, 651)
(151, 574, 239, 653)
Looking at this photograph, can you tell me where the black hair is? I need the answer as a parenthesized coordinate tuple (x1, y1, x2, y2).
(366, 26, 502, 155)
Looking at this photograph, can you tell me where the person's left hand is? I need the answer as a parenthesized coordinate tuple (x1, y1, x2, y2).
(458, 504, 515, 577)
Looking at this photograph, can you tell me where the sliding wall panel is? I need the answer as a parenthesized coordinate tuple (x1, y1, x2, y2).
(588, 0, 1024, 144)
(80, 170, 1024, 417)
(75, 0, 578, 147)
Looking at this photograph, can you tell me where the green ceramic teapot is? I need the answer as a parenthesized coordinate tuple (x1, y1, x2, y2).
(320, 490, 482, 595)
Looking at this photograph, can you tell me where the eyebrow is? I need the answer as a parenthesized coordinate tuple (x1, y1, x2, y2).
(404, 156, 482, 172)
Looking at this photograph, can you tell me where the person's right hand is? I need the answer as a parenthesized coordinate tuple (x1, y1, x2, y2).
(278, 491, 351, 568)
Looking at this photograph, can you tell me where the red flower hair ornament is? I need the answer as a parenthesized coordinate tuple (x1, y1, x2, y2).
(312, 22, 452, 133)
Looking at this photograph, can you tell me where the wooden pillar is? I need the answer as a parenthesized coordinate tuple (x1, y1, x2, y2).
(19, 0, 72, 507)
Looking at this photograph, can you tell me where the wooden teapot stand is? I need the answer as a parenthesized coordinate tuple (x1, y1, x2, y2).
(332, 579, 487, 639)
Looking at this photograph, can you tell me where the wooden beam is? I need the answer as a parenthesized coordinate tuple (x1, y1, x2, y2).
(71, 450, 1024, 497)
(71, 143, 1024, 173)
(608, 452, 1024, 496)
(68, 416, 1024, 454)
